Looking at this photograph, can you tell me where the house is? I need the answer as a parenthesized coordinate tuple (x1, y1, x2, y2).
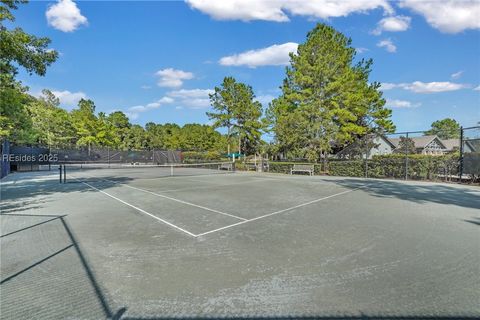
(336, 135, 396, 159)
(388, 135, 446, 155)
(337, 134, 479, 158)
(440, 138, 479, 153)
(441, 139, 461, 153)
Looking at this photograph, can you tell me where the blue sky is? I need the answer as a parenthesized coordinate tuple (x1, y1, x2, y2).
(13, 0, 480, 133)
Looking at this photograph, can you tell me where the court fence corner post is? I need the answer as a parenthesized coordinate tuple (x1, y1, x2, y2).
(459, 126, 464, 181)
(405, 132, 409, 181)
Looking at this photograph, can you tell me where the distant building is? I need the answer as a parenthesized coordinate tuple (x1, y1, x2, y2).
(441, 139, 461, 153)
(336, 135, 396, 159)
(337, 134, 474, 158)
(388, 135, 446, 155)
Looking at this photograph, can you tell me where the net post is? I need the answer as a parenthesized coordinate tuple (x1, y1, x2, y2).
(63, 164, 66, 183)
(59, 165, 63, 183)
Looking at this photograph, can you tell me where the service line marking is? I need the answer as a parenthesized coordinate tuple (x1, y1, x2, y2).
(78, 180, 197, 237)
(78, 175, 247, 222)
(71, 174, 363, 238)
(195, 186, 364, 237)
(155, 177, 277, 193)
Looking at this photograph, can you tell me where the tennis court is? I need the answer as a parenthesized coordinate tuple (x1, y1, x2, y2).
(1, 166, 479, 319)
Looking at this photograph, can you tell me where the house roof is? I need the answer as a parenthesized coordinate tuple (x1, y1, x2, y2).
(378, 135, 397, 148)
(387, 135, 446, 149)
(441, 139, 460, 151)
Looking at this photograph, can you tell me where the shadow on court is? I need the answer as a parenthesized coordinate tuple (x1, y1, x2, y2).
(2, 213, 478, 320)
(464, 217, 480, 226)
(331, 178, 480, 210)
(0, 173, 134, 215)
(1, 172, 479, 319)
(0, 213, 126, 319)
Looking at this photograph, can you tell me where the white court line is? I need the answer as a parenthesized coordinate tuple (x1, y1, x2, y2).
(83, 176, 247, 222)
(79, 180, 197, 237)
(195, 186, 363, 237)
(156, 177, 277, 193)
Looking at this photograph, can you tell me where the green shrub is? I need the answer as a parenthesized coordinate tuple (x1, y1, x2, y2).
(266, 153, 460, 181)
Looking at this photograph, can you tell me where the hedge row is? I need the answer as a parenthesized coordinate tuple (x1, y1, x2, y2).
(267, 154, 460, 181)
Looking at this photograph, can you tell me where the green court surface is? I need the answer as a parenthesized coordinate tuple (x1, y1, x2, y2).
(1, 169, 479, 319)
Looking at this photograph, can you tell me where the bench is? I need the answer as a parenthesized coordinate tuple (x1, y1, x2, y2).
(218, 163, 234, 171)
(291, 164, 314, 176)
(245, 161, 269, 172)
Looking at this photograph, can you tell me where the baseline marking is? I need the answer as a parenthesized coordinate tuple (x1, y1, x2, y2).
(195, 186, 363, 237)
(81, 175, 247, 221)
(79, 180, 197, 237)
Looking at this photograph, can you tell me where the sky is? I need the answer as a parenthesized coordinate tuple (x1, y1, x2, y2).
(12, 0, 480, 134)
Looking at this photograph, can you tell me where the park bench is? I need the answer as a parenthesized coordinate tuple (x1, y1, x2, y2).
(219, 162, 234, 171)
(291, 164, 314, 176)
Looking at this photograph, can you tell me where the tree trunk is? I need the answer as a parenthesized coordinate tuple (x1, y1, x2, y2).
(227, 126, 231, 155)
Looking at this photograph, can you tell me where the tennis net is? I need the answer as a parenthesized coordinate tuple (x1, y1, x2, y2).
(61, 161, 235, 183)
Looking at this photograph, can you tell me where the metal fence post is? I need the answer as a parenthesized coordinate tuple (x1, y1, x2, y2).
(364, 134, 369, 178)
(405, 132, 409, 180)
(459, 126, 464, 180)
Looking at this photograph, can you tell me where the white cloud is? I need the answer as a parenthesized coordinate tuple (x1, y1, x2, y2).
(128, 105, 148, 112)
(474, 85, 480, 91)
(450, 71, 463, 80)
(155, 68, 194, 88)
(46, 0, 87, 32)
(167, 89, 213, 99)
(127, 96, 174, 117)
(400, 0, 480, 33)
(167, 89, 214, 109)
(219, 42, 298, 68)
(386, 99, 421, 108)
(381, 81, 468, 93)
(355, 47, 369, 54)
(380, 82, 398, 90)
(403, 81, 467, 93)
(373, 15, 411, 35)
(186, 0, 392, 22)
(50, 90, 87, 107)
(377, 39, 397, 52)
(141, 85, 151, 90)
(125, 89, 213, 118)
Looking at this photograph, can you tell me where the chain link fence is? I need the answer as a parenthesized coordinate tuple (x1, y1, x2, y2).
(4, 144, 182, 172)
(267, 127, 478, 183)
(460, 126, 480, 180)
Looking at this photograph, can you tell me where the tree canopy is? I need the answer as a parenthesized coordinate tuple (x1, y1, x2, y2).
(23, 93, 229, 152)
(425, 118, 461, 139)
(207, 77, 264, 155)
(0, 0, 58, 141)
(267, 23, 395, 161)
